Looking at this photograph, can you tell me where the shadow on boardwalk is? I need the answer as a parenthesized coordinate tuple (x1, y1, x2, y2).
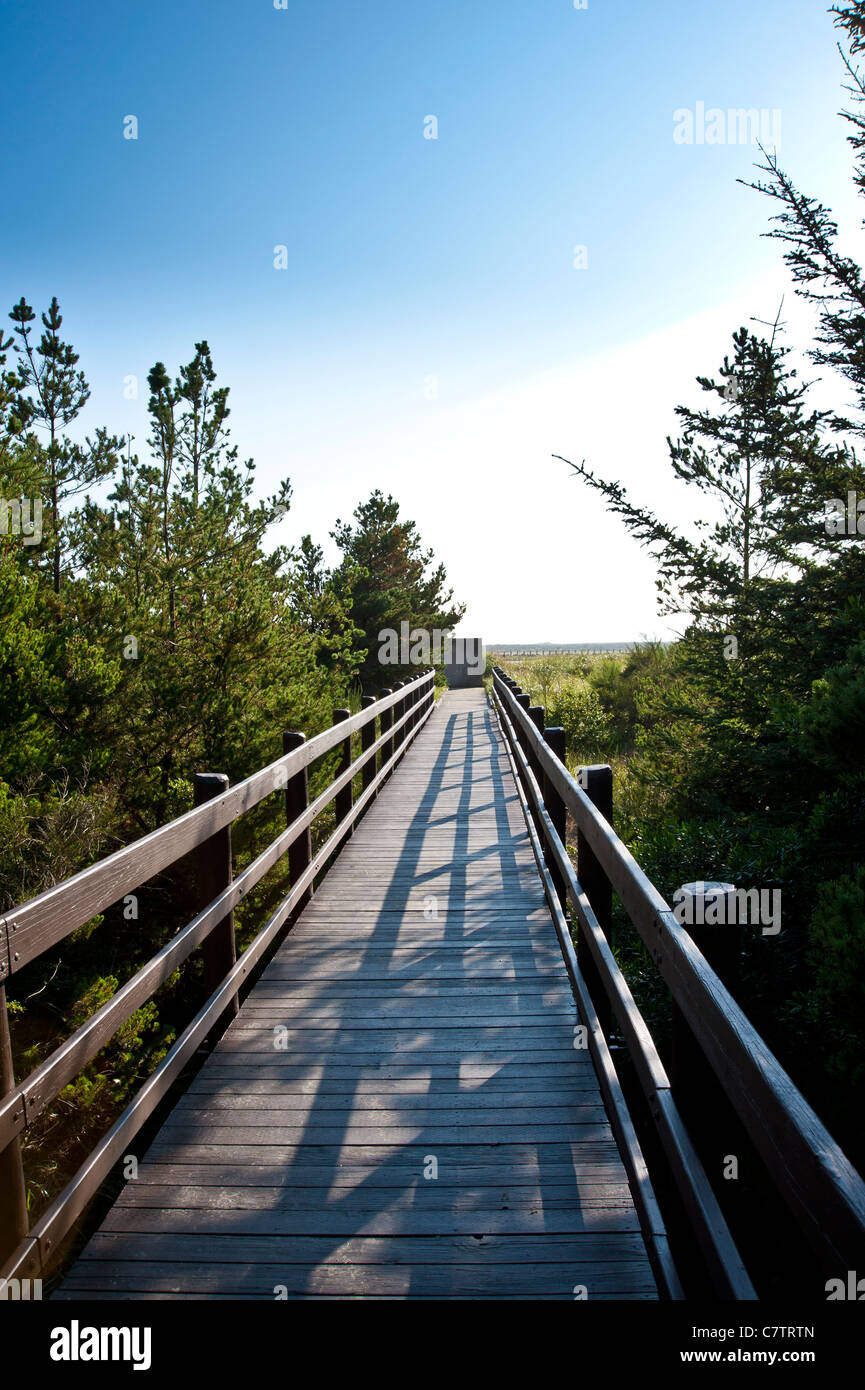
(54, 691, 657, 1301)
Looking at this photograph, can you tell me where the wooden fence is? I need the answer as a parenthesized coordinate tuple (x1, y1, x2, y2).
(491, 666, 865, 1299)
(0, 669, 436, 1285)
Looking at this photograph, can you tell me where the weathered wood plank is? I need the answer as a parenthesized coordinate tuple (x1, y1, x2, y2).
(142, 1138, 626, 1162)
(99, 1204, 642, 1236)
(72, 1230, 651, 1263)
(130, 1161, 631, 1185)
(56, 1261, 656, 1297)
(152, 1124, 616, 1146)
(185, 1079, 601, 1097)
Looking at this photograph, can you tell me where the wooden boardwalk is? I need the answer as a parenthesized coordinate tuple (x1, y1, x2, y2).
(55, 689, 657, 1300)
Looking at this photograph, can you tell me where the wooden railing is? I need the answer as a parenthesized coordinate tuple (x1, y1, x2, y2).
(491, 666, 865, 1300)
(0, 668, 436, 1284)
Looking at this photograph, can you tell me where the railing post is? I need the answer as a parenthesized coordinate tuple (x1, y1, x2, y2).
(407, 675, 415, 739)
(670, 882, 744, 1206)
(415, 673, 423, 731)
(391, 681, 405, 756)
(284, 731, 312, 916)
(514, 689, 529, 731)
(0, 983, 28, 1267)
(333, 709, 352, 834)
(418, 671, 427, 727)
(400, 678, 409, 747)
(524, 703, 545, 839)
(676, 881, 742, 993)
(543, 726, 568, 908)
(576, 763, 613, 1038)
(193, 773, 239, 1042)
(528, 705, 545, 785)
(360, 695, 377, 793)
(378, 688, 393, 775)
(670, 882, 742, 1099)
(514, 692, 531, 791)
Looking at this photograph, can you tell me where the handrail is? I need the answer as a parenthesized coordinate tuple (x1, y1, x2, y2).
(0, 668, 436, 1281)
(0, 677, 430, 979)
(493, 684, 752, 1299)
(492, 666, 865, 1288)
(494, 692, 686, 1301)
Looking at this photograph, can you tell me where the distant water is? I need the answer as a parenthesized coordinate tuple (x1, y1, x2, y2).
(487, 641, 638, 653)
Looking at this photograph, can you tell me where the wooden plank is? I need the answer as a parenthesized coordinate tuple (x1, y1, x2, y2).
(131, 1162, 631, 1185)
(73, 1231, 651, 1262)
(189, 1063, 601, 1080)
(140, 1150, 629, 1175)
(52, 1291, 655, 1301)
(115, 1183, 633, 1208)
(214, 1025, 580, 1045)
(235, 997, 575, 1014)
(99, 1205, 642, 1237)
(127, 1172, 630, 1192)
(186, 1079, 601, 1097)
(152, 1125, 615, 1146)
(166, 1104, 611, 1124)
(55, 1262, 656, 1297)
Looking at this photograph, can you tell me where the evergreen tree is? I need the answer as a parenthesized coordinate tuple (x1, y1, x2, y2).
(558, 321, 842, 631)
(331, 490, 465, 689)
(743, 4, 865, 445)
(74, 345, 300, 827)
(287, 535, 364, 677)
(6, 297, 121, 592)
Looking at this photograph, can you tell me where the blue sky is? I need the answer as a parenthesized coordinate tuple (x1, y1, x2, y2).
(2, 0, 861, 640)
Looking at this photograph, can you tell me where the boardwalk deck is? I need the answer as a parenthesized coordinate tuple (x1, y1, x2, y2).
(55, 689, 657, 1300)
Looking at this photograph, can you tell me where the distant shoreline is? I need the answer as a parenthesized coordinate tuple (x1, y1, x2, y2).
(486, 641, 658, 653)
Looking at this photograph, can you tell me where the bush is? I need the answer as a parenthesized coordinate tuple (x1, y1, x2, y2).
(547, 683, 612, 759)
(807, 868, 865, 1088)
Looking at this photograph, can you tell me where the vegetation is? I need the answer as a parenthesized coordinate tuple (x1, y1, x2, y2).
(0, 314, 461, 1216)
(499, 3, 865, 1174)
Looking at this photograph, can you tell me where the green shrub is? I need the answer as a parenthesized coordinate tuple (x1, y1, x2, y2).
(807, 868, 865, 1089)
(547, 683, 612, 759)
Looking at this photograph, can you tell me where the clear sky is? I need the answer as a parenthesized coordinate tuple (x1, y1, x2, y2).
(2, 0, 862, 642)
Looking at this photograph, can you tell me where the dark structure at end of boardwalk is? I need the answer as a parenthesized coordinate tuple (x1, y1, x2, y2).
(444, 637, 485, 689)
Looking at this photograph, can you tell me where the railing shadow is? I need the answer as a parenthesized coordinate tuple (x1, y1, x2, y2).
(124, 692, 626, 1298)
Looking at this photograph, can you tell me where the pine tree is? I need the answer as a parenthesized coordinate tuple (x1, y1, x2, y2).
(287, 535, 364, 678)
(331, 490, 466, 689)
(6, 297, 121, 592)
(73, 344, 309, 828)
(558, 322, 864, 820)
(175, 341, 231, 513)
(557, 321, 841, 632)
